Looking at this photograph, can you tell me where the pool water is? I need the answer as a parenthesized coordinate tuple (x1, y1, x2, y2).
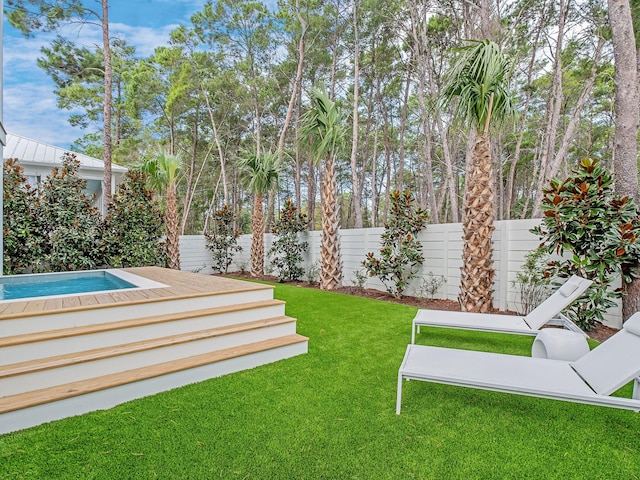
(0, 271, 136, 300)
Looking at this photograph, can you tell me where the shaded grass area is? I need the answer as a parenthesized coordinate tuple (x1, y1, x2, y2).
(1, 283, 639, 479)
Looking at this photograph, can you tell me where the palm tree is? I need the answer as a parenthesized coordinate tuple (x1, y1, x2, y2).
(142, 150, 183, 270)
(442, 40, 514, 312)
(299, 86, 345, 290)
(237, 151, 281, 277)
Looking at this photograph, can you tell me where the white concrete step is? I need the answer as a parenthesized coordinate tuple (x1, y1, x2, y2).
(0, 287, 276, 338)
(0, 334, 308, 435)
(0, 300, 286, 365)
(0, 316, 297, 396)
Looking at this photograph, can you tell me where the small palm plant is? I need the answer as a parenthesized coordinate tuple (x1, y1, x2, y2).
(299, 86, 346, 290)
(442, 39, 514, 312)
(142, 150, 183, 270)
(237, 150, 281, 277)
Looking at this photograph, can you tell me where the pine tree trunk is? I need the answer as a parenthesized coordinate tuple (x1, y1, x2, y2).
(201, 88, 228, 203)
(409, 2, 441, 221)
(458, 133, 495, 312)
(531, 0, 569, 217)
(277, 0, 306, 159)
(101, 0, 112, 214)
(250, 194, 264, 277)
(608, 0, 640, 322)
(505, 1, 546, 218)
(349, 0, 363, 228)
(320, 155, 342, 290)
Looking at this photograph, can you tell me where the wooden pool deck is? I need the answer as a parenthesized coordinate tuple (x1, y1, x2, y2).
(0, 267, 308, 434)
(0, 267, 274, 318)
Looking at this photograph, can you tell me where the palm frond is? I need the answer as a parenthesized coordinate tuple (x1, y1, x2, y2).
(299, 86, 345, 163)
(237, 150, 281, 195)
(141, 150, 183, 193)
(442, 39, 514, 132)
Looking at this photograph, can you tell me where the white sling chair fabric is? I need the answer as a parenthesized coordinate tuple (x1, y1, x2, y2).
(397, 312, 640, 414)
(411, 276, 592, 343)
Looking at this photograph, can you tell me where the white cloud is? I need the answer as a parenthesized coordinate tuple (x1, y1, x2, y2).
(3, 31, 54, 77)
(2, 26, 81, 148)
(110, 23, 176, 56)
(1, 0, 208, 148)
(4, 82, 85, 148)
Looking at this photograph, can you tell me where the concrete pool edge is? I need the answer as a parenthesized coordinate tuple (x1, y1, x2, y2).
(0, 269, 170, 304)
(105, 269, 169, 290)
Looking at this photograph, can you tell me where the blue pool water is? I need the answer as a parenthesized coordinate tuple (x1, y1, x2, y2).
(0, 271, 136, 300)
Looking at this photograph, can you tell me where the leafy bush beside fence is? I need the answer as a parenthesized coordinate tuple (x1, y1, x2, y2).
(102, 170, 166, 268)
(3, 158, 44, 274)
(205, 205, 242, 274)
(533, 158, 640, 330)
(362, 191, 429, 298)
(268, 199, 308, 282)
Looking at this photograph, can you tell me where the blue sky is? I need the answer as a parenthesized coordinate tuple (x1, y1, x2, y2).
(3, 0, 208, 149)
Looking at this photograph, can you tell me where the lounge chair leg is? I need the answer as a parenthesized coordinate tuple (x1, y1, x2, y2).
(412, 325, 423, 344)
(634, 377, 640, 400)
(396, 373, 403, 414)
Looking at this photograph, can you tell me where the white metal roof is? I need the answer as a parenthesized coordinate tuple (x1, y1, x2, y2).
(3, 132, 127, 173)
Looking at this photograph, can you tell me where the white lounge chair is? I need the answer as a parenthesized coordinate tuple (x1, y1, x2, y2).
(411, 275, 592, 343)
(397, 312, 640, 414)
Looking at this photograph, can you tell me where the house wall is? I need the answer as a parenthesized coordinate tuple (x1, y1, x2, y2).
(179, 218, 623, 328)
(14, 163, 125, 216)
(3, 133, 127, 217)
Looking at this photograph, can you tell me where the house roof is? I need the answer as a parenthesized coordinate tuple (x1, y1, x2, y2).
(3, 132, 127, 173)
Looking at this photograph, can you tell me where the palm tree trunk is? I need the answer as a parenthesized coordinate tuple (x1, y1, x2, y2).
(320, 154, 342, 290)
(165, 183, 181, 270)
(459, 133, 495, 312)
(250, 193, 265, 277)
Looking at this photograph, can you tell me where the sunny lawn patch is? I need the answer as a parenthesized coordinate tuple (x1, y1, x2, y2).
(1, 283, 639, 479)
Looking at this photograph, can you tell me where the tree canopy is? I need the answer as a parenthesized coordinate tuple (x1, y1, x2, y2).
(7, 0, 637, 234)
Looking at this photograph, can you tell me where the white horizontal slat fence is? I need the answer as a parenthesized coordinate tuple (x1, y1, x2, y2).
(180, 218, 622, 328)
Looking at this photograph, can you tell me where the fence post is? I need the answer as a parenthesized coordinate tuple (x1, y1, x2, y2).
(497, 221, 509, 311)
(442, 223, 450, 301)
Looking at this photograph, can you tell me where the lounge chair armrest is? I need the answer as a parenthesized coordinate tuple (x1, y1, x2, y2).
(634, 377, 640, 400)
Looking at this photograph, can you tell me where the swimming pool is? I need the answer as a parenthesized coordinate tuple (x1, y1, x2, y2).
(0, 269, 168, 301)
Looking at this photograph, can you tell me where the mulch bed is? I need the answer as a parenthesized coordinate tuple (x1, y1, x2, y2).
(218, 272, 616, 342)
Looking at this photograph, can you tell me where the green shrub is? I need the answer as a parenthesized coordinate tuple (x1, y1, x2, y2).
(417, 272, 447, 300)
(268, 199, 308, 282)
(205, 205, 243, 274)
(3, 158, 45, 274)
(37, 153, 104, 272)
(351, 269, 368, 288)
(362, 190, 429, 298)
(102, 170, 166, 268)
(532, 158, 640, 330)
(4, 156, 168, 274)
(305, 261, 320, 284)
(512, 248, 551, 315)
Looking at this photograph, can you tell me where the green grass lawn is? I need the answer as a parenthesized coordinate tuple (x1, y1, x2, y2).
(1, 283, 639, 479)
